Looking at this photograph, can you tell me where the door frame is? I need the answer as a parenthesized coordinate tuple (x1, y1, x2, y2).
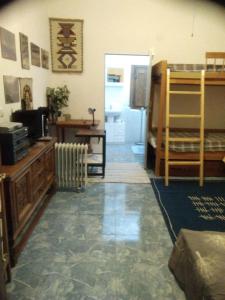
(104, 53, 152, 167)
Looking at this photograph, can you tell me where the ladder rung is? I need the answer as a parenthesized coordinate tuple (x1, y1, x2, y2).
(169, 91, 201, 95)
(169, 114, 201, 119)
(168, 161, 201, 166)
(168, 137, 201, 142)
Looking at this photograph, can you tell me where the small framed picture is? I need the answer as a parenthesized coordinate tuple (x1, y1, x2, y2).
(19, 78, 33, 110)
(0, 27, 17, 61)
(41, 49, 49, 69)
(30, 42, 40, 67)
(3, 75, 20, 104)
(19, 32, 30, 69)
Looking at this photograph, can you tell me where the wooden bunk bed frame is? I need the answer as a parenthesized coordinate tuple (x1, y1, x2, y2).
(148, 56, 225, 177)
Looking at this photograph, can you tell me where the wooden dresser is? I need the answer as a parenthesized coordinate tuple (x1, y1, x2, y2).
(0, 173, 9, 299)
(1, 139, 55, 266)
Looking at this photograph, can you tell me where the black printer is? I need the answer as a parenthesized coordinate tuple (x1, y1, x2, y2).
(0, 122, 29, 165)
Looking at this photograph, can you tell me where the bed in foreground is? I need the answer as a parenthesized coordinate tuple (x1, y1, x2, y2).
(169, 229, 225, 300)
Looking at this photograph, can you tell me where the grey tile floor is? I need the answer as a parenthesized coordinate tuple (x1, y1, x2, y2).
(106, 143, 144, 164)
(7, 184, 185, 300)
(7, 144, 185, 299)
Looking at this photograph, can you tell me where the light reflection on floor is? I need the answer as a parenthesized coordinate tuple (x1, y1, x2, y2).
(103, 185, 140, 241)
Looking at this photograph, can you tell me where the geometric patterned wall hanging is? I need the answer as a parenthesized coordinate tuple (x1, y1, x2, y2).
(49, 18, 83, 73)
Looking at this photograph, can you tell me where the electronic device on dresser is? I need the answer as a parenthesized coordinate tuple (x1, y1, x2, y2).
(0, 123, 29, 165)
(11, 107, 49, 145)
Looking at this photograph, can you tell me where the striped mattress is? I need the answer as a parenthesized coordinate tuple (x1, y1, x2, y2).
(149, 131, 225, 152)
(168, 63, 225, 72)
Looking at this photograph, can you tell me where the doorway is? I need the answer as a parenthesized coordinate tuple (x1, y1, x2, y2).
(104, 54, 150, 166)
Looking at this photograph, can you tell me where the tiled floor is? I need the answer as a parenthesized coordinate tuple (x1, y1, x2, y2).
(106, 143, 144, 164)
(7, 184, 185, 300)
(7, 144, 185, 299)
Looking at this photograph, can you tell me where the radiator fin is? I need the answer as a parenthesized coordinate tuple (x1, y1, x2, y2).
(55, 143, 88, 190)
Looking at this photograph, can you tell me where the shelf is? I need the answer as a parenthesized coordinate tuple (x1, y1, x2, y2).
(105, 82, 124, 87)
(75, 129, 106, 177)
(87, 154, 103, 164)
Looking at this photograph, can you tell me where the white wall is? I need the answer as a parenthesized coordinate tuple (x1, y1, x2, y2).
(0, 0, 225, 128)
(0, 0, 50, 122)
(46, 0, 225, 129)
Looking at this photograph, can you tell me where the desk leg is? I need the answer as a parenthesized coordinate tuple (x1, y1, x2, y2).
(56, 125, 60, 142)
(62, 128, 65, 143)
(56, 126, 65, 143)
(102, 131, 106, 178)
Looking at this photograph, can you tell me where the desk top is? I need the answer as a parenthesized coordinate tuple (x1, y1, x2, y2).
(75, 128, 105, 137)
(56, 119, 100, 128)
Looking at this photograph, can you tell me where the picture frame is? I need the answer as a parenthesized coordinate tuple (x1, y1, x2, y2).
(19, 32, 30, 69)
(49, 18, 83, 73)
(41, 48, 49, 69)
(19, 78, 33, 110)
(30, 42, 40, 67)
(0, 27, 16, 61)
(3, 75, 20, 104)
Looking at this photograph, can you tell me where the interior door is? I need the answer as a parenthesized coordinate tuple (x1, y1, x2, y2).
(130, 65, 148, 109)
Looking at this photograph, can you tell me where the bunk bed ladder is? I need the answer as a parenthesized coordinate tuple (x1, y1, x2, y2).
(165, 69, 205, 186)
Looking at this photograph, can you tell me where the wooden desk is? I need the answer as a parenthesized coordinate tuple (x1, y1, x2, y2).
(56, 119, 100, 142)
(75, 129, 106, 177)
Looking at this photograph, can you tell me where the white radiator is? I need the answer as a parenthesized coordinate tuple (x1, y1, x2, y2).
(55, 143, 88, 190)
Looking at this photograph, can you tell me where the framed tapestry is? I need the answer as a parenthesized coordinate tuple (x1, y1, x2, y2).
(41, 48, 49, 69)
(19, 78, 33, 110)
(3, 76, 20, 104)
(49, 18, 83, 73)
(0, 27, 16, 61)
(19, 32, 30, 69)
(30, 42, 40, 67)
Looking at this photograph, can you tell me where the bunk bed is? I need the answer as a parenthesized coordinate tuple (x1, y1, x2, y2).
(147, 53, 225, 177)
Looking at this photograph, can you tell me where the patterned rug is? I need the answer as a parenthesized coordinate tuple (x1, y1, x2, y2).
(151, 178, 225, 243)
(88, 162, 150, 184)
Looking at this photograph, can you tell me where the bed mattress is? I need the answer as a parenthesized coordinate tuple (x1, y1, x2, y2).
(168, 63, 225, 72)
(149, 131, 225, 152)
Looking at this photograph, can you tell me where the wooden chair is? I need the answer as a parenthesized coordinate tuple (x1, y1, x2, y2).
(205, 52, 225, 71)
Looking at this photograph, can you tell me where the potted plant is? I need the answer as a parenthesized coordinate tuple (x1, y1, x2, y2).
(46, 85, 70, 122)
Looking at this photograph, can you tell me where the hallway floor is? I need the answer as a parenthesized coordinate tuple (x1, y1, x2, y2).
(7, 183, 185, 300)
(106, 143, 144, 164)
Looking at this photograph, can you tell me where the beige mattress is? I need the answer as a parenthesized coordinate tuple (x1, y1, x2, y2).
(149, 131, 225, 152)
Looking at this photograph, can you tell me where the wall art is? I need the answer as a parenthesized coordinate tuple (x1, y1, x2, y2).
(19, 78, 33, 110)
(30, 42, 40, 67)
(0, 27, 16, 61)
(3, 75, 20, 104)
(41, 49, 49, 69)
(49, 18, 83, 72)
(19, 32, 30, 69)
